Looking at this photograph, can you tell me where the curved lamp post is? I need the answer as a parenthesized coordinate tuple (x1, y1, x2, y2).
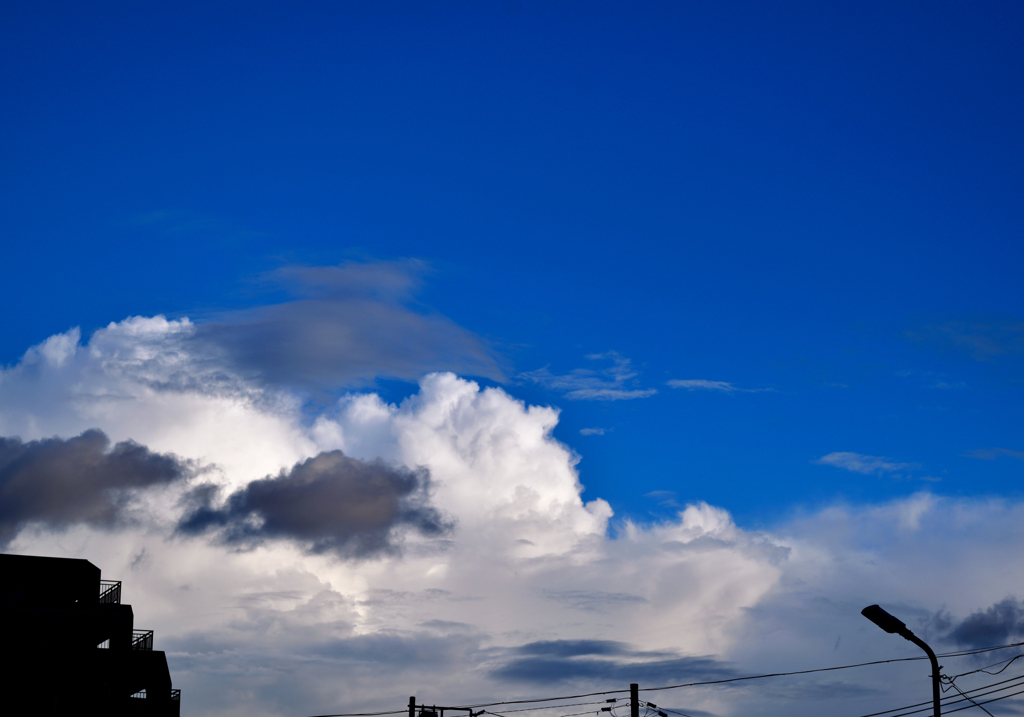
(862, 605, 941, 717)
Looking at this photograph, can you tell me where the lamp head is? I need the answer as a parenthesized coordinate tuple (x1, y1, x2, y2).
(862, 604, 908, 635)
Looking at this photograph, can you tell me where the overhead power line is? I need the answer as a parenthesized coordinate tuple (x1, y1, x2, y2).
(853, 670, 1024, 717)
(307, 640, 1024, 717)
(309, 711, 408, 717)
(446, 640, 1024, 711)
(482, 700, 611, 715)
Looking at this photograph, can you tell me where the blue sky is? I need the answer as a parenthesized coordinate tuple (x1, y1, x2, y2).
(4, 1, 1022, 523)
(3, 4, 1024, 717)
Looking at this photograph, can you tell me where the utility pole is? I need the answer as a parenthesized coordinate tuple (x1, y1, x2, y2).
(406, 698, 481, 717)
(630, 684, 639, 717)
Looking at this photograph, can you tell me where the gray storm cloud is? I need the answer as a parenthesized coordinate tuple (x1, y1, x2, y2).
(947, 598, 1024, 648)
(489, 639, 738, 685)
(178, 450, 452, 557)
(0, 429, 193, 547)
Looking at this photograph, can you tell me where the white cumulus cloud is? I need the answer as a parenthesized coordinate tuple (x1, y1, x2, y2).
(2, 319, 1023, 717)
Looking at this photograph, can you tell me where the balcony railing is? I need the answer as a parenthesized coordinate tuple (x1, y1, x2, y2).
(131, 630, 154, 650)
(98, 580, 121, 604)
(130, 688, 181, 702)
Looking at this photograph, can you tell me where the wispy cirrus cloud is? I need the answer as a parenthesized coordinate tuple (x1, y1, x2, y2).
(667, 379, 774, 393)
(645, 490, 682, 508)
(579, 427, 607, 436)
(815, 452, 917, 475)
(194, 260, 504, 389)
(905, 317, 1024, 361)
(964, 447, 1024, 461)
(521, 352, 656, 401)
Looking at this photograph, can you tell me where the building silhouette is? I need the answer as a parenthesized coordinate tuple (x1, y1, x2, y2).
(0, 553, 181, 716)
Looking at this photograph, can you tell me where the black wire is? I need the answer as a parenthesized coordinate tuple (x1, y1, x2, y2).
(853, 671, 1024, 717)
(639, 698, 693, 717)
(941, 642, 1024, 659)
(487, 701, 611, 714)
(943, 678, 995, 717)
(944, 686, 1024, 715)
(880, 676, 1024, 717)
(310, 640, 1024, 717)
(638, 645, 1024, 695)
(308, 712, 408, 717)
(949, 653, 1024, 681)
(935, 653, 1024, 717)
(486, 702, 633, 717)
(888, 685, 1024, 717)
(446, 640, 1024, 711)
(652, 706, 694, 717)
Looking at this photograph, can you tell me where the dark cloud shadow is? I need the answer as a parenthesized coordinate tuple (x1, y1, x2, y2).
(0, 429, 193, 547)
(489, 639, 737, 685)
(177, 450, 452, 558)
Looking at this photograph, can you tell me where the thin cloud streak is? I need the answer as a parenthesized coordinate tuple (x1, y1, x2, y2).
(905, 317, 1024, 361)
(964, 448, 1024, 461)
(194, 260, 504, 389)
(815, 452, 917, 475)
(667, 379, 774, 393)
(521, 352, 656, 401)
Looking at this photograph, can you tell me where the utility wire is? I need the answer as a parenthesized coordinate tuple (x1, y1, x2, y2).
(943, 686, 1024, 715)
(310, 711, 408, 717)
(932, 652, 1024, 717)
(942, 678, 995, 717)
(854, 671, 1024, 717)
(885, 685, 1024, 717)
(646, 705, 694, 717)
(948, 653, 1024, 681)
(484, 702, 631, 717)
(484, 701, 612, 714)
(879, 676, 1024, 717)
(310, 640, 1024, 717)
(446, 640, 1024, 711)
(638, 642, 1024, 696)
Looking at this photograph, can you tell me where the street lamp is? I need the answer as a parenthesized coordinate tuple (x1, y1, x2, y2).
(861, 605, 941, 717)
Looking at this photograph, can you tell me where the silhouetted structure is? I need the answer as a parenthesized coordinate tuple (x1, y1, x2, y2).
(0, 553, 180, 716)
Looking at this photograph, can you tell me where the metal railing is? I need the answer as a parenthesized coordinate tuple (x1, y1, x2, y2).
(130, 689, 181, 702)
(98, 580, 121, 604)
(131, 630, 154, 650)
